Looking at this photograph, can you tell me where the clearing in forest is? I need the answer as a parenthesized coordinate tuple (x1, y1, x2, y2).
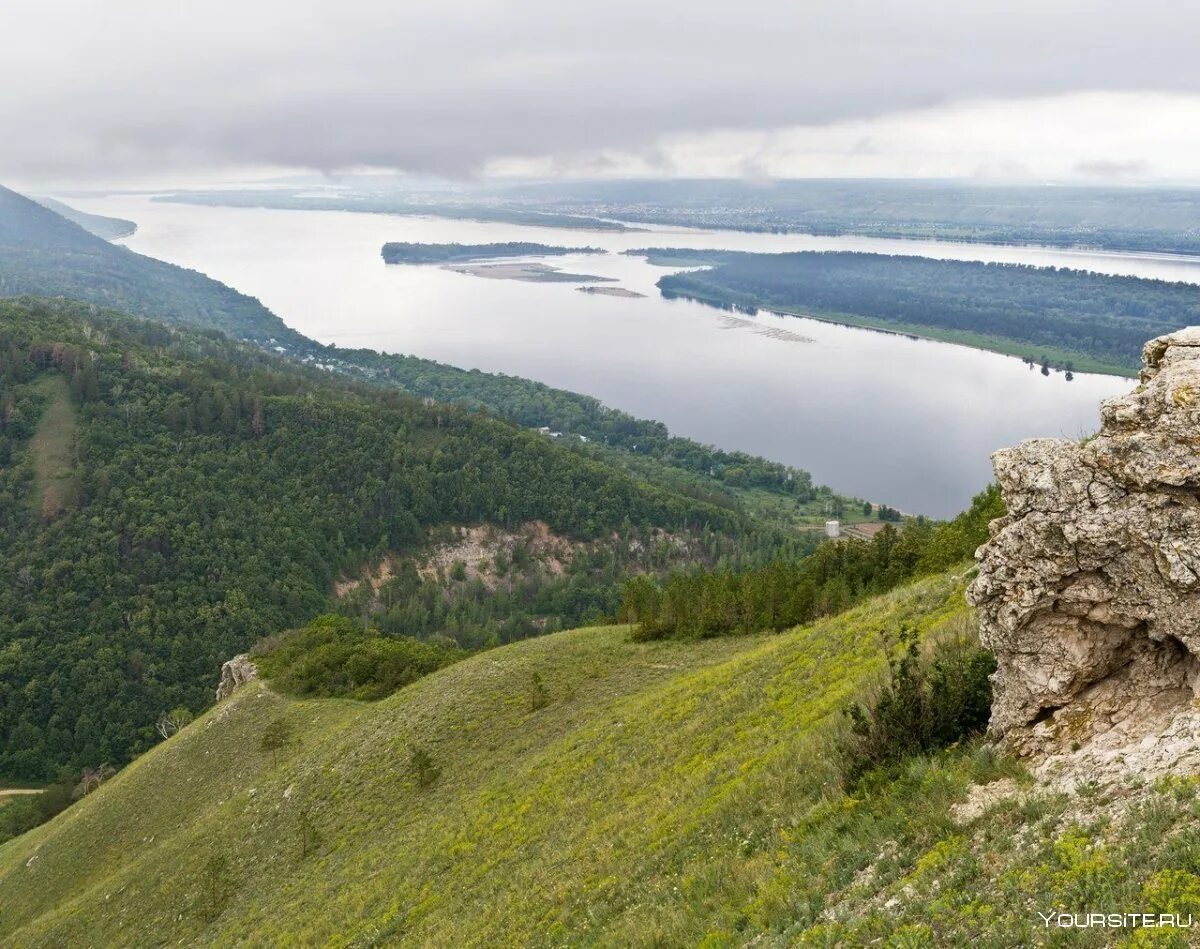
(27, 375, 77, 518)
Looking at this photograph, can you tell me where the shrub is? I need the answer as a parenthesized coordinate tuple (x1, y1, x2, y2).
(254, 615, 465, 701)
(840, 626, 995, 789)
(260, 717, 293, 767)
(0, 778, 73, 846)
(410, 745, 441, 789)
(528, 672, 550, 711)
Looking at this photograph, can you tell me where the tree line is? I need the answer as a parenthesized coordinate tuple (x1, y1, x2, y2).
(652, 250, 1200, 371)
(621, 486, 1003, 640)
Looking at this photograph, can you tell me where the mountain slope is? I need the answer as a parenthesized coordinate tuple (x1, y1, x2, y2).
(7, 569, 1199, 946)
(0, 186, 296, 344)
(31, 197, 137, 241)
(0, 299, 773, 779)
(0, 573, 971, 946)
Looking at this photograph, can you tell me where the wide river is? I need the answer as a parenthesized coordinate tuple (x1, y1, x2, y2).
(68, 194, 1186, 518)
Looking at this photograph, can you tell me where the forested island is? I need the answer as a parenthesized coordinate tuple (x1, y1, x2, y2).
(381, 241, 605, 264)
(638, 248, 1200, 375)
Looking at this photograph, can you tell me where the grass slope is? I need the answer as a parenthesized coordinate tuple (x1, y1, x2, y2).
(0, 573, 973, 946)
(25, 375, 76, 517)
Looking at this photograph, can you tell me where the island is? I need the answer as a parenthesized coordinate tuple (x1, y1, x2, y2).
(381, 241, 606, 264)
(447, 262, 617, 284)
(627, 247, 1200, 376)
(575, 285, 645, 298)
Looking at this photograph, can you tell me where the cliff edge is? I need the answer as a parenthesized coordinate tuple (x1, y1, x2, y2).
(970, 327, 1200, 779)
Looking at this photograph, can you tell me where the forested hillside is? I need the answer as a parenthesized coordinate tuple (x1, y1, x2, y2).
(2, 185, 865, 529)
(648, 249, 1200, 373)
(0, 299, 780, 779)
(32, 197, 137, 241)
(0, 186, 299, 345)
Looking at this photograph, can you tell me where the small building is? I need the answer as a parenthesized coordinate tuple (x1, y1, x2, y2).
(825, 520, 841, 539)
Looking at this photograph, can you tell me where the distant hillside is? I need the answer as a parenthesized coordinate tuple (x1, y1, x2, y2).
(0, 185, 298, 345)
(0, 300, 776, 779)
(501, 178, 1200, 255)
(33, 197, 136, 241)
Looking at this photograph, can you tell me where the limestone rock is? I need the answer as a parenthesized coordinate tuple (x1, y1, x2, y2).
(968, 328, 1200, 755)
(216, 654, 258, 702)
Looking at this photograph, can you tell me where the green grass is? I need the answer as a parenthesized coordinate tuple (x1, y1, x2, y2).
(0, 574, 961, 945)
(4, 570, 1194, 945)
(25, 375, 76, 517)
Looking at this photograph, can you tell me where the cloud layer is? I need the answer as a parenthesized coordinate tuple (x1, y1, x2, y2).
(5, 0, 1200, 182)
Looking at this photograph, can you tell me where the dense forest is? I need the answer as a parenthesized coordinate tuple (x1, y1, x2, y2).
(0, 299, 782, 779)
(647, 249, 1200, 373)
(340, 342, 833, 510)
(381, 242, 604, 264)
(622, 486, 1003, 639)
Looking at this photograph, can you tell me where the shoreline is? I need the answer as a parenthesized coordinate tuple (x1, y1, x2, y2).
(662, 287, 1137, 379)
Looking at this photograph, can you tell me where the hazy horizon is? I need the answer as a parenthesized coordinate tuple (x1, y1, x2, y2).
(5, 1, 1200, 188)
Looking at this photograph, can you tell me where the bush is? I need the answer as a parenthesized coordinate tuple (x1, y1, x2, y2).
(410, 745, 441, 789)
(840, 626, 995, 789)
(254, 615, 465, 701)
(0, 779, 73, 845)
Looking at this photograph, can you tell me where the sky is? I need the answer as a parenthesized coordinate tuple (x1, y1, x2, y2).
(3, 0, 1200, 187)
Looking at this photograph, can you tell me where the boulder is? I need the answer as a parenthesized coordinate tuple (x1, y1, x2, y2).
(216, 654, 258, 702)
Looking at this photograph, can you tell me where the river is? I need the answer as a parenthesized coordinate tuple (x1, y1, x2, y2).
(70, 194, 1157, 517)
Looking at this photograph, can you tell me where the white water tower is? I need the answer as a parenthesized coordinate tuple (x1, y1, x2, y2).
(825, 520, 841, 539)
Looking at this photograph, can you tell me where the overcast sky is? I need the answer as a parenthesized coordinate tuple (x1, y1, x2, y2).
(4, 0, 1200, 186)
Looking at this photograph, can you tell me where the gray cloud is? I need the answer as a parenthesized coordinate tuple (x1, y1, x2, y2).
(3, 0, 1199, 182)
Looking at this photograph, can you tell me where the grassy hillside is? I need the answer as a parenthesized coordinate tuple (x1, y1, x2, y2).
(0, 573, 973, 946)
(6, 570, 1200, 946)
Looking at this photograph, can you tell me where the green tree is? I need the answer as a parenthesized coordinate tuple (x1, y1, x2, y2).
(410, 744, 441, 789)
(260, 717, 293, 767)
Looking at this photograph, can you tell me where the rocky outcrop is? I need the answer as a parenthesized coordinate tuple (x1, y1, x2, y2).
(216, 654, 258, 701)
(969, 327, 1200, 757)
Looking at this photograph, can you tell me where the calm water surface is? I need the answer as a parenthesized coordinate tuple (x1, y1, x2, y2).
(71, 195, 1150, 517)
